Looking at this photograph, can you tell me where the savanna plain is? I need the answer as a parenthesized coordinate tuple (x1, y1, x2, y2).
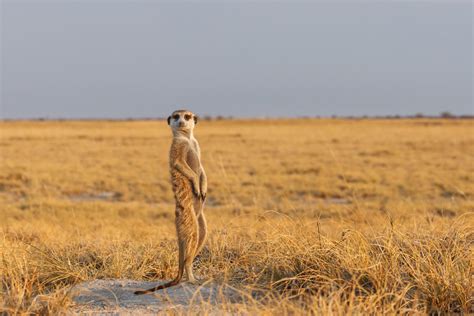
(1, 118, 473, 315)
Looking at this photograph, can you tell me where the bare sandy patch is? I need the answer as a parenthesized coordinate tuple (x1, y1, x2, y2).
(70, 279, 242, 315)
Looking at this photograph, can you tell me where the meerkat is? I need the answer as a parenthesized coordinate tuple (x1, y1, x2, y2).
(135, 109, 207, 295)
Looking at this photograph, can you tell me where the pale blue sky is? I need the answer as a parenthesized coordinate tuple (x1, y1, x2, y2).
(1, 1, 472, 118)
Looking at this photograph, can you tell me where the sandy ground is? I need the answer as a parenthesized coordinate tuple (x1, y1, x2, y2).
(70, 279, 243, 315)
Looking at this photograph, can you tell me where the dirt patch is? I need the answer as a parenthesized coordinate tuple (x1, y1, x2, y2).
(67, 191, 123, 202)
(70, 279, 242, 315)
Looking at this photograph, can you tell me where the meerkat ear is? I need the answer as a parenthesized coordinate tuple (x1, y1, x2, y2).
(194, 115, 198, 125)
(167, 116, 171, 125)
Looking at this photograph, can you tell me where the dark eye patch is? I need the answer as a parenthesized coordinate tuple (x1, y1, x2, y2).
(173, 114, 180, 120)
(184, 114, 192, 121)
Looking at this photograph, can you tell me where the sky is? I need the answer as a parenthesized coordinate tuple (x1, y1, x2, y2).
(1, 0, 472, 119)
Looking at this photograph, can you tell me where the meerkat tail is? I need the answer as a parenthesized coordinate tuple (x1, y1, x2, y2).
(135, 214, 197, 295)
(134, 247, 187, 295)
(134, 245, 185, 295)
(134, 278, 181, 295)
(133, 253, 190, 295)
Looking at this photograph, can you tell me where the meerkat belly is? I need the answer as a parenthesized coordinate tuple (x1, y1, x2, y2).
(186, 149, 201, 175)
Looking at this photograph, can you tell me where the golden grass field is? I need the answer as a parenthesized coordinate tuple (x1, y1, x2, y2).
(1, 118, 473, 314)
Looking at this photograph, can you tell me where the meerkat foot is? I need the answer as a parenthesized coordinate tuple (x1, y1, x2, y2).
(187, 278, 204, 286)
(186, 270, 201, 284)
(186, 277, 198, 284)
(186, 272, 196, 282)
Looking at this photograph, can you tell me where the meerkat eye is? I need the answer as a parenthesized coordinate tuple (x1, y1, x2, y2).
(184, 114, 192, 121)
(173, 114, 180, 120)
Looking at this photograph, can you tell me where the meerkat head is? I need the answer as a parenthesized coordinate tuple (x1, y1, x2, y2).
(167, 109, 198, 133)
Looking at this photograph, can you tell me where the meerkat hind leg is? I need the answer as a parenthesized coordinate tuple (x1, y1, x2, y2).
(176, 206, 199, 284)
(185, 262, 197, 283)
(183, 212, 207, 286)
(195, 212, 208, 257)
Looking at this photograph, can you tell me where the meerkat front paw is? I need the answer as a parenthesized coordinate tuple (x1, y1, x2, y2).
(200, 177, 207, 201)
(200, 189, 207, 201)
(192, 178, 201, 197)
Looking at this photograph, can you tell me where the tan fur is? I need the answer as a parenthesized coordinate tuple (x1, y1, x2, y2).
(135, 110, 207, 295)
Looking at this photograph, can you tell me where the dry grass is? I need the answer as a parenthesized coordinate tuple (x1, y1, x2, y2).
(1, 118, 473, 314)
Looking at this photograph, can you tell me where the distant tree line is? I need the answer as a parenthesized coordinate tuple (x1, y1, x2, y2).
(327, 111, 473, 120)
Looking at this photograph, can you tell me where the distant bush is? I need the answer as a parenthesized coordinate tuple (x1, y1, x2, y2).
(440, 111, 454, 118)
